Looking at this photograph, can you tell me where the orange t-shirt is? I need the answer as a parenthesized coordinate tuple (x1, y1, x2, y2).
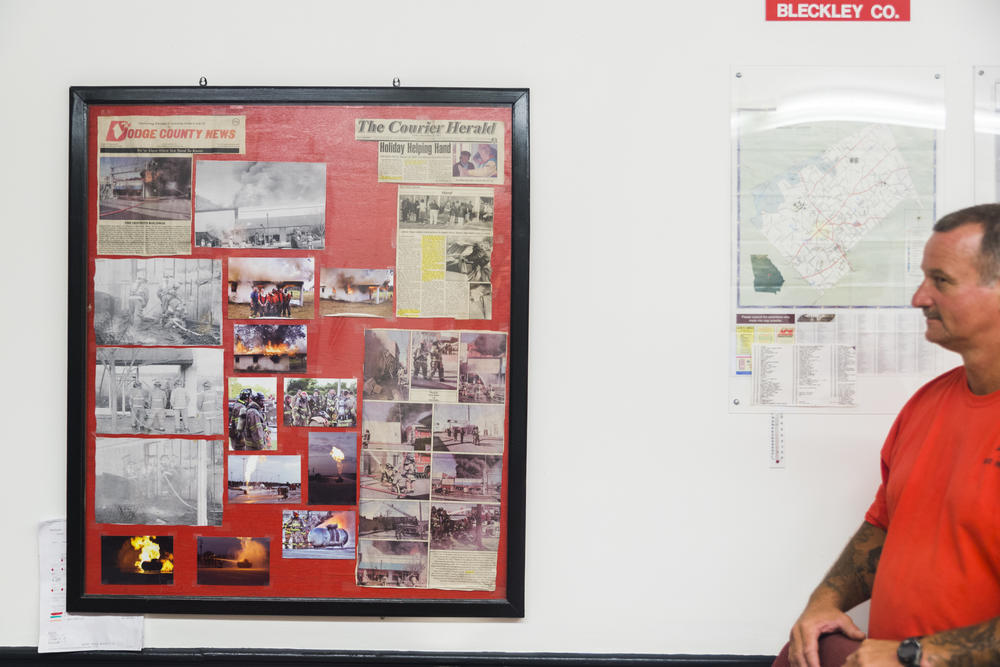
(865, 366, 1000, 640)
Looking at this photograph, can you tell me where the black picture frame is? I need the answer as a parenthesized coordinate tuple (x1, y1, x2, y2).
(67, 86, 529, 617)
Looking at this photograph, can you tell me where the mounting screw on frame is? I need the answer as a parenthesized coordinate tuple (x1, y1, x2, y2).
(199, 77, 208, 87)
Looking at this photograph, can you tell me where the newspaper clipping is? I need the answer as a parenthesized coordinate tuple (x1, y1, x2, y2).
(395, 186, 495, 319)
(96, 116, 246, 256)
(357, 329, 507, 591)
(355, 119, 504, 185)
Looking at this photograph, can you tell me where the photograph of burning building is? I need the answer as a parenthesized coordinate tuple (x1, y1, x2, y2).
(194, 160, 325, 249)
(356, 540, 427, 588)
(430, 454, 502, 503)
(430, 502, 501, 552)
(446, 235, 492, 283)
(397, 187, 494, 231)
(227, 455, 301, 504)
(459, 332, 507, 404)
(307, 431, 357, 506)
(94, 258, 222, 346)
(361, 401, 432, 451)
(233, 324, 307, 373)
(98, 157, 192, 221)
(95, 438, 224, 526)
(363, 329, 410, 401)
(283, 378, 357, 427)
(319, 268, 394, 318)
(360, 450, 431, 501)
(95, 347, 223, 436)
(101, 535, 174, 585)
(411, 331, 459, 391)
(281, 510, 356, 559)
(359, 500, 429, 541)
(227, 257, 314, 319)
(227, 377, 278, 451)
(196, 537, 270, 586)
(433, 403, 505, 454)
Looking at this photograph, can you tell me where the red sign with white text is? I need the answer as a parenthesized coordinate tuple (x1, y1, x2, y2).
(766, 0, 909, 21)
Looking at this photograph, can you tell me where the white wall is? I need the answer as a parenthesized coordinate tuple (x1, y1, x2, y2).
(2, 0, 998, 655)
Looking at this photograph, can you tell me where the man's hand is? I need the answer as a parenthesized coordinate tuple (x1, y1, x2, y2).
(788, 601, 866, 667)
(843, 639, 901, 666)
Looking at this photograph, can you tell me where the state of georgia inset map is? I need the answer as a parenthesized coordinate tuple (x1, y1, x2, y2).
(736, 121, 936, 307)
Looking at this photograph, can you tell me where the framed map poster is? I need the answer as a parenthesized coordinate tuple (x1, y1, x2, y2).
(67, 86, 529, 617)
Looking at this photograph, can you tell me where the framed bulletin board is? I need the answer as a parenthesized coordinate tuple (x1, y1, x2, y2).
(66, 86, 528, 617)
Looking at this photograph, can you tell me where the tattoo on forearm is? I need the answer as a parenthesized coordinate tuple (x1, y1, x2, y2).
(816, 522, 885, 609)
(925, 617, 1000, 666)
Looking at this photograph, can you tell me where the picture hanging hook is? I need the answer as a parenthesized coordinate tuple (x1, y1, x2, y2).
(392, 77, 401, 88)
(199, 76, 208, 87)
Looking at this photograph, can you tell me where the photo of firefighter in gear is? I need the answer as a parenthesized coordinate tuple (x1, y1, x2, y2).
(281, 510, 355, 559)
(360, 450, 431, 501)
(94, 258, 222, 346)
(410, 332, 459, 391)
(282, 378, 358, 427)
(227, 378, 277, 450)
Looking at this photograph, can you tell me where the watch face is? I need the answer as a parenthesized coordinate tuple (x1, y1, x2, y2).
(898, 638, 921, 665)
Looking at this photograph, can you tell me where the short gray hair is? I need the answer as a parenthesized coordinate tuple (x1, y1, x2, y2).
(933, 204, 1000, 284)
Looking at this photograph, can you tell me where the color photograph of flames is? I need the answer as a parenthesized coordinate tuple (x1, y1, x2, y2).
(101, 535, 174, 585)
(196, 536, 270, 586)
(233, 324, 307, 373)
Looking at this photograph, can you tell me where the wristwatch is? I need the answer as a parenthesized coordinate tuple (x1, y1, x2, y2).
(897, 636, 922, 666)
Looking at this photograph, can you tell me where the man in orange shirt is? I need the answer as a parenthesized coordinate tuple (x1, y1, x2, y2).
(777, 204, 1000, 667)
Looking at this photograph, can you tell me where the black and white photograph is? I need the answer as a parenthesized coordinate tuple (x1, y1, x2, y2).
(227, 377, 278, 451)
(233, 324, 307, 373)
(281, 510, 356, 559)
(411, 332, 459, 391)
(95, 438, 224, 526)
(360, 450, 431, 501)
(430, 454, 502, 503)
(445, 236, 492, 283)
(319, 268, 394, 318)
(194, 160, 325, 249)
(99, 157, 192, 221)
(196, 537, 270, 586)
(363, 329, 410, 401)
(359, 500, 429, 541)
(100, 535, 175, 585)
(95, 347, 223, 435)
(433, 403, 505, 453)
(283, 378, 358, 427)
(227, 257, 315, 319)
(356, 540, 428, 589)
(361, 401, 433, 451)
(397, 187, 494, 231)
(459, 332, 507, 404)
(469, 283, 492, 320)
(94, 258, 222, 346)
(307, 431, 358, 506)
(227, 455, 302, 504)
(430, 502, 501, 552)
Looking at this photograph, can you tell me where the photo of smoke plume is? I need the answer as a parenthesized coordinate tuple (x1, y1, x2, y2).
(194, 160, 325, 249)
(95, 347, 223, 436)
(361, 401, 433, 451)
(459, 332, 507, 404)
(360, 450, 431, 501)
(430, 502, 501, 552)
(94, 258, 222, 346)
(227, 258, 314, 319)
(319, 268, 394, 318)
(445, 235, 492, 283)
(281, 510, 356, 559)
(95, 438, 224, 526)
(363, 330, 410, 401)
(356, 540, 428, 589)
(196, 537, 270, 586)
(397, 188, 493, 231)
(359, 500, 429, 541)
(430, 454, 502, 503)
(233, 324, 307, 373)
(433, 403, 505, 454)
(99, 157, 192, 221)
(227, 455, 302, 505)
(307, 431, 357, 506)
(101, 535, 174, 585)
(283, 378, 357, 427)
(227, 377, 277, 451)
(411, 332, 459, 391)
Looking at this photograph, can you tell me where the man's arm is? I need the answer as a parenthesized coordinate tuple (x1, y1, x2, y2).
(788, 521, 886, 667)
